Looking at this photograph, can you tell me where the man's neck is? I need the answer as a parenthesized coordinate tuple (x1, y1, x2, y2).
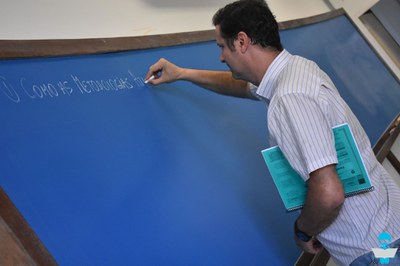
(247, 47, 281, 86)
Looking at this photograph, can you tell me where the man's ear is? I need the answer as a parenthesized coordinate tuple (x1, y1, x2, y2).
(237, 31, 250, 53)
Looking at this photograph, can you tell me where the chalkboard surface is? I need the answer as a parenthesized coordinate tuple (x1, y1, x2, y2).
(0, 14, 399, 265)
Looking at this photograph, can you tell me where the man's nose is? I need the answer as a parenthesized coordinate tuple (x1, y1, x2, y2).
(220, 55, 225, 63)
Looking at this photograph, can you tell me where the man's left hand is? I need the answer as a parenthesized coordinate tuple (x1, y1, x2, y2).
(295, 236, 324, 254)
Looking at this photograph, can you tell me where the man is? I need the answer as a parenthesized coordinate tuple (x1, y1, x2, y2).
(145, 1, 400, 265)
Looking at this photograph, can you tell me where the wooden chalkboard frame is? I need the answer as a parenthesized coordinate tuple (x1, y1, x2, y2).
(0, 8, 346, 265)
(0, 187, 57, 265)
(0, 9, 345, 59)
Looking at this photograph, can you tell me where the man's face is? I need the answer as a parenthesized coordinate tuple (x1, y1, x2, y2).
(215, 26, 243, 79)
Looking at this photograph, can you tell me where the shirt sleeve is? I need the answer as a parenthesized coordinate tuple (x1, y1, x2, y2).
(268, 93, 338, 181)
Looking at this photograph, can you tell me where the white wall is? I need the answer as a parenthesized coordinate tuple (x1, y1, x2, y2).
(0, 0, 331, 40)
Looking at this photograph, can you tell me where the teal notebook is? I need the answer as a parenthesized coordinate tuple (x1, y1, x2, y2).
(261, 123, 374, 212)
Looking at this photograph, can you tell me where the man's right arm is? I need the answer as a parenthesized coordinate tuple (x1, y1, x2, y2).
(145, 58, 258, 100)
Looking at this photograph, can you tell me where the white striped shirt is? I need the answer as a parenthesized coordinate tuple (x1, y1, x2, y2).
(254, 49, 400, 266)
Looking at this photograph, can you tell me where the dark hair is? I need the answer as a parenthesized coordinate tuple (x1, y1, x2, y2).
(212, 0, 283, 51)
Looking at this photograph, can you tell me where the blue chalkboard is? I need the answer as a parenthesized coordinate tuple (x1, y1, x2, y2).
(0, 14, 399, 265)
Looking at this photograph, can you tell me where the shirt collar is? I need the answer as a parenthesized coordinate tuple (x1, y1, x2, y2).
(256, 49, 292, 101)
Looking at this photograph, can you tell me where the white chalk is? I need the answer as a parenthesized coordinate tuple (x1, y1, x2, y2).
(144, 75, 155, 84)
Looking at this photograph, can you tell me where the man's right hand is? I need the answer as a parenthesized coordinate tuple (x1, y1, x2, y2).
(145, 58, 183, 85)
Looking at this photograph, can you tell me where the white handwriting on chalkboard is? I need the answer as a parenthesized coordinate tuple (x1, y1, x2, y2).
(0, 71, 146, 104)
(71, 75, 134, 94)
(0, 76, 20, 103)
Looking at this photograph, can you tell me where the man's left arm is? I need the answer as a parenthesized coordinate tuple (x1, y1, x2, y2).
(295, 164, 345, 253)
